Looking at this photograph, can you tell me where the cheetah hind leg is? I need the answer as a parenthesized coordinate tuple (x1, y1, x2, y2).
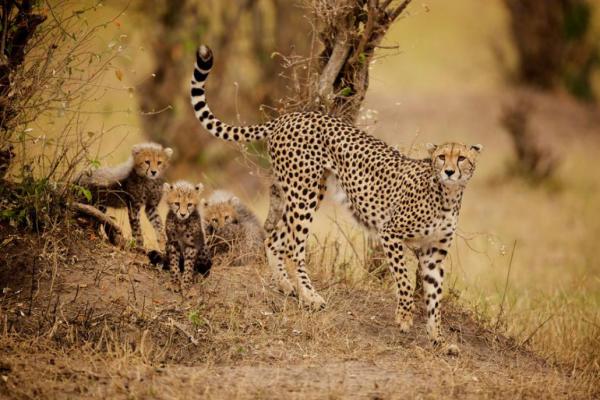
(265, 227, 296, 298)
(286, 200, 325, 311)
(380, 230, 414, 332)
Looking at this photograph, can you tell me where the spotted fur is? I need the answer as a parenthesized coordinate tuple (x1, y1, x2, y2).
(75, 142, 172, 248)
(162, 181, 212, 291)
(203, 191, 266, 266)
(190, 45, 482, 347)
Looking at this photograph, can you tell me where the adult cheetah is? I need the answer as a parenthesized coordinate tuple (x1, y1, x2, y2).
(190, 45, 482, 349)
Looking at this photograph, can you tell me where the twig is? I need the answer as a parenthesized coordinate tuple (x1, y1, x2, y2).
(168, 318, 199, 346)
(27, 255, 35, 316)
(520, 314, 555, 347)
(495, 240, 516, 329)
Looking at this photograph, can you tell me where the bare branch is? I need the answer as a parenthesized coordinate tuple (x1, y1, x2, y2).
(349, 0, 377, 65)
(317, 34, 352, 104)
(389, 0, 412, 21)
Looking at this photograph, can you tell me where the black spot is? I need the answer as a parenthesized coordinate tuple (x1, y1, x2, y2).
(194, 69, 208, 82)
(191, 88, 205, 97)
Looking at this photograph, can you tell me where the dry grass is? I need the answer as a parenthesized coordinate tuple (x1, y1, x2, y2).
(1, 223, 597, 399)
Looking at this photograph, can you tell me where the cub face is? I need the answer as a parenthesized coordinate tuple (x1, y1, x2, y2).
(132, 143, 173, 179)
(202, 199, 240, 235)
(164, 181, 204, 220)
(427, 142, 483, 187)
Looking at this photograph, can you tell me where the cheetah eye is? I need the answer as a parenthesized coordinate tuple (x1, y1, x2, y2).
(187, 203, 193, 209)
(224, 215, 230, 222)
(157, 161, 162, 166)
(174, 202, 180, 207)
(232, 219, 239, 224)
(145, 160, 151, 165)
(458, 156, 466, 162)
(212, 218, 218, 224)
(437, 155, 445, 161)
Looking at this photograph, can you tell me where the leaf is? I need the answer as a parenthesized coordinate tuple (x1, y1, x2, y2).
(77, 186, 92, 202)
(89, 159, 101, 169)
(115, 69, 124, 81)
(339, 87, 353, 97)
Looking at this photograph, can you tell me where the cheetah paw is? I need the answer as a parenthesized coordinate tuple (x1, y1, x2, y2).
(274, 277, 297, 297)
(395, 313, 413, 333)
(444, 343, 460, 357)
(299, 287, 326, 311)
(166, 281, 181, 293)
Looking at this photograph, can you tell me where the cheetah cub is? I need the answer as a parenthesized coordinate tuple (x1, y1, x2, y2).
(203, 190, 266, 266)
(162, 181, 212, 291)
(75, 143, 172, 249)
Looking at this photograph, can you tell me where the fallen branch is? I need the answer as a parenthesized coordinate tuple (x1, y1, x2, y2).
(68, 201, 125, 246)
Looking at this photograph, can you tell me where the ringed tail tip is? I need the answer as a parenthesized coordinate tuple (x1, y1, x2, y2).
(195, 45, 213, 72)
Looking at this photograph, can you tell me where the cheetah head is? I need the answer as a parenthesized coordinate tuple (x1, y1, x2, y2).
(164, 181, 204, 220)
(202, 198, 240, 235)
(132, 143, 173, 180)
(426, 142, 483, 187)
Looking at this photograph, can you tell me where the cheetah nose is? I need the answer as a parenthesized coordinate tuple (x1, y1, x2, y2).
(444, 169, 455, 177)
(150, 170, 157, 176)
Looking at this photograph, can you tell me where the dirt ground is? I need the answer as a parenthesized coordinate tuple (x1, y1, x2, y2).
(0, 222, 596, 400)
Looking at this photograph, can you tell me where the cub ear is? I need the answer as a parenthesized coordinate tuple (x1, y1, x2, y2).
(425, 143, 437, 155)
(229, 196, 240, 206)
(194, 183, 204, 193)
(201, 198, 209, 207)
(164, 147, 174, 159)
(131, 144, 142, 156)
(163, 182, 172, 192)
(470, 144, 483, 153)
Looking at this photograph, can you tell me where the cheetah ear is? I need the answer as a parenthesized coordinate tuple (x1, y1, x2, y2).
(163, 182, 172, 192)
(201, 198, 209, 207)
(229, 196, 240, 206)
(470, 144, 483, 153)
(425, 143, 437, 155)
(131, 144, 142, 155)
(194, 183, 204, 193)
(164, 147, 174, 159)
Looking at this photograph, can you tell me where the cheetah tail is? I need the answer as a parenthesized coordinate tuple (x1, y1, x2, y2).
(190, 45, 272, 142)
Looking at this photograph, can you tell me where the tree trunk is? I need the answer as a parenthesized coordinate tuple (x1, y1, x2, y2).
(264, 0, 413, 232)
(503, 0, 598, 101)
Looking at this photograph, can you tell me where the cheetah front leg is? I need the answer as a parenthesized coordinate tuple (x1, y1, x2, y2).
(181, 246, 198, 292)
(166, 241, 181, 292)
(417, 242, 458, 354)
(146, 201, 166, 250)
(127, 201, 144, 249)
(380, 229, 414, 332)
